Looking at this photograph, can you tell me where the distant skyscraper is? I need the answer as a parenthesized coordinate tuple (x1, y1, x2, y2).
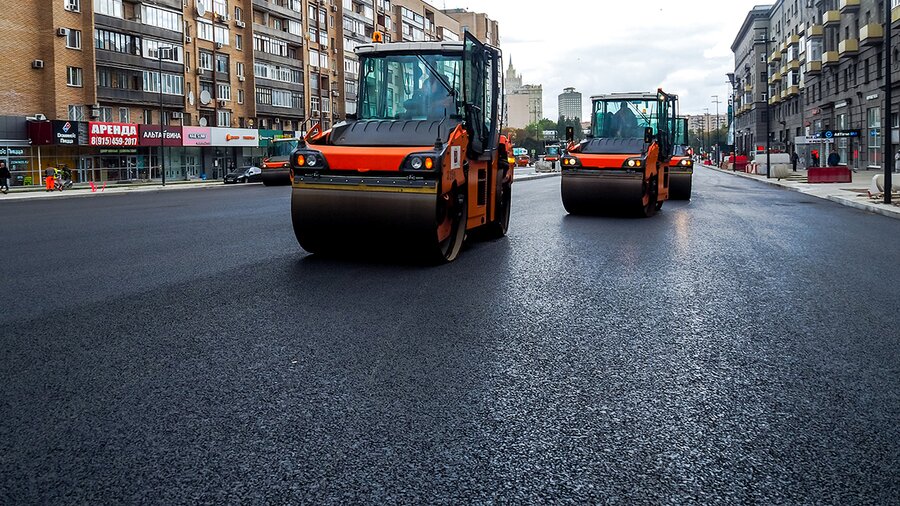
(503, 59, 542, 129)
(558, 87, 582, 121)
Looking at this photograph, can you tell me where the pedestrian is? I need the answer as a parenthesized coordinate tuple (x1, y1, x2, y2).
(0, 161, 10, 193)
(791, 150, 798, 172)
(827, 151, 840, 167)
(811, 149, 819, 167)
(44, 166, 55, 192)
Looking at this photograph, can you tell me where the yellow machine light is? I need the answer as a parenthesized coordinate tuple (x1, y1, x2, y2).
(372, 31, 384, 43)
(635, 160, 642, 167)
(424, 157, 434, 169)
(627, 159, 635, 167)
(296, 154, 305, 167)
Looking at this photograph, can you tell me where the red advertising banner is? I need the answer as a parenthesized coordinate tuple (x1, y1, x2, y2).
(88, 122, 139, 147)
(138, 125, 184, 147)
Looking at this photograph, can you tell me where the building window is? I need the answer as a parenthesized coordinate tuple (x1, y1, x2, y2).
(97, 106, 114, 122)
(94, 28, 141, 55)
(66, 66, 83, 87)
(199, 52, 213, 71)
(143, 109, 153, 124)
(238, 89, 244, 104)
(867, 107, 881, 167)
(142, 71, 184, 95)
(217, 110, 231, 126)
(94, 0, 122, 17)
(65, 29, 82, 49)
(234, 6, 242, 20)
(68, 105, 85, 121)
(64, 0, 81, 12)
(217, 83, 231, 101)
(216, 54, 229, 73)
(140, 5, 183, 33)
(119, 107, 129, 122)
(255, 86, 273, 105)
(235, 34, 242, 50)
(236, 62, 244, 77)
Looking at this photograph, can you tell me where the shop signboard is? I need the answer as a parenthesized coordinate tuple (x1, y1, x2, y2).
(138, 125, 184, 147)
(210, 127, 259, 147)
(183, 126, 212, 146)
(88, 122, 139, 147)
(52, 120, 81, 145)
(0, 147, 27, 157)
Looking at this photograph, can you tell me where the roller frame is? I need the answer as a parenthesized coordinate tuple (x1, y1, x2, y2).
(262, 168, 291, 186)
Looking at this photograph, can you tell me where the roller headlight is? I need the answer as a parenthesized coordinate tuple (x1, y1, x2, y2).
(679, 159, 693, 167)
(624, 158, 643, 169)
(306, 154, 318, 167)
(404, 152, 441, 171)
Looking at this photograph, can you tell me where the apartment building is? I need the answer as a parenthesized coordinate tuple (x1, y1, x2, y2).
(0, 0, 500, 186)
(442, 8, 499, 47)
(732, 0, 900, 169)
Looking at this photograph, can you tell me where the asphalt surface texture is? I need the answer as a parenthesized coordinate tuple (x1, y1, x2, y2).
(2, 169, 899, 504)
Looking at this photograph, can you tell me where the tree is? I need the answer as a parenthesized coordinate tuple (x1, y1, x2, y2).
(556, 116, 584, 143)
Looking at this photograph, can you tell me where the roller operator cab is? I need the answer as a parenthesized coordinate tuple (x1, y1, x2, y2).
(560, 90, 678, 217)
(289, 33, 511, 263)
(668, 117, 693, 200)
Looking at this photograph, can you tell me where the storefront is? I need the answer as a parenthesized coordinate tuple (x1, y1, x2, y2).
(139, 125, 185, 181)
(210, 127, 262, 177)
(183, 126, 211, 180)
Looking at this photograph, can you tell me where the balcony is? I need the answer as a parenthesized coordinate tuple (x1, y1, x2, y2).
(779, 41, 788, 54)
(838, 38, 859, 58)
(785, 59, 800, 71)
(808, 24, 824, 38)
(860, 23, 883, 46)
(822, 51, 840, 66)
(806, 60, 822, 75)
(744, 84, 753, 93)
(768, 70, 782, 84)
(787, 34, 800, 47)
(769, 49, 782, 62)
(785, 85, 800, 98)
(894, 5, 900, 24)
(769, 94, 781, 105)
(780, 89, 788, 99)
(839, 0, 859, 13)
(823, 10, 841, 27)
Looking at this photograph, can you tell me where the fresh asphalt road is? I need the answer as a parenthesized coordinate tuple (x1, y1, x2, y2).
(2, 169, 899, 503)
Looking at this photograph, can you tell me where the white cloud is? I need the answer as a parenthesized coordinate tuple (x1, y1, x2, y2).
(442, 0, 765, 119)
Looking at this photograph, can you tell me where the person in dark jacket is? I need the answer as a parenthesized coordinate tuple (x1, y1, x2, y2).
(827, 151, 840, 167)
(0, 161, 10, 193)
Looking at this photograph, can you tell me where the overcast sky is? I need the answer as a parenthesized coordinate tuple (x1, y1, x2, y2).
(441, 0, 767, 119)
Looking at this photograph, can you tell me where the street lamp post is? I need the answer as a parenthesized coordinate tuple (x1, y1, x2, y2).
(157, 45, 173, 186)
(712, 94, 722, 164)
(764, 28, 772, 179)
(884, 0, 893, 204)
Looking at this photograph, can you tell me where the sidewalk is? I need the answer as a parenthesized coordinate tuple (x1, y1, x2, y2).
(0, 179, 230, 201)
(704, 164, 900, 220)
(0, 169, 559, 202)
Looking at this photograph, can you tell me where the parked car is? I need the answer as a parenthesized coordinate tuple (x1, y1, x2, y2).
(224, 166, 263, 184)
(515, 154, 530, 167)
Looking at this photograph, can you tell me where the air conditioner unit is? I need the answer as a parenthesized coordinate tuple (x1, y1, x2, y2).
(34, 113, 47, 121)
(64, 0, 78, 11)
(90, 109, 101, 118)
(235, 19, 245, 28)
(273, 117, 281, 123)
(331, 4, 337, 12)
(197, 68, 206, 75)
(215, 42, 224, 49)
(237, 75, 245, 82)
(32, 59, 44, 69)
(218, 99, 227, 107)
(171, 111, 183, 119)
(185, 36, 193, 43)
(56, 28, 69, 37)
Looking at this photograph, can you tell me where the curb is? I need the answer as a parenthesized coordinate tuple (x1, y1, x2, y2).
(0, 182, 236, 202)
(514, 172, 561, 182)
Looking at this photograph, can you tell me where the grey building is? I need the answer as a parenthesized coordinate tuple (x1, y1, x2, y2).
(558, 87, 582, 121)
(732, 0, 900, 169)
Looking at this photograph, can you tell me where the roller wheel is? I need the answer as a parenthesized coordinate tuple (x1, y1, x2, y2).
(483, 181, 511, 239)
(670, 180, 692, 200)
(640, 178, 658, 218)
(432, 186, 467, 263)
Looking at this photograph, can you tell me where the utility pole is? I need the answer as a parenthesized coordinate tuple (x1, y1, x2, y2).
(884, 0, 893, 204)
(703, 108, 709, 157)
